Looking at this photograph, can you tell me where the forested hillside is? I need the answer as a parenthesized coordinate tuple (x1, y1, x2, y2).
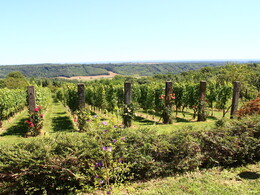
(0, 61, 232, 78)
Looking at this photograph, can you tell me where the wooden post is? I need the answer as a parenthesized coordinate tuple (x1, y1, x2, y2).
(123, 82, 132, 127)
(78, 84, 85, 110)
(230, 81, 241, 119)
(198, 81, 207, 121)
(28, 86, 36, 114)
(163, 81, 173, 124)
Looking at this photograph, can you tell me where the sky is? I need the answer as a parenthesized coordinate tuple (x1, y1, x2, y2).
(0, 0, 260, 65)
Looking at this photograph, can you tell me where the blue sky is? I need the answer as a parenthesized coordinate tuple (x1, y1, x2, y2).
(0, 0, 259, 65)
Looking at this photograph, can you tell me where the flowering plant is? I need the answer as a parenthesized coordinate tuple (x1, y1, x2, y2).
(88, 124, 132, 193)
(159, 93, 176, 124)
(25, 105, 44, 136)
(122, 103, 134, 128)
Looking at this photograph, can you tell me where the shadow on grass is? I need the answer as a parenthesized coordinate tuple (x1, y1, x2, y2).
(52, 116, 75, 132)
(0, 117, 28, 137)
(238, 172, 260, 180)
(175, 117, 190, 123)
(207, 116, 218, 120)
(134, 116, 161, 125)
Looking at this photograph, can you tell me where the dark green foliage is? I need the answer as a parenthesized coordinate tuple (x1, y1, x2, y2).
(0, 62, 228, 78)
(0, 116, 259, 194)
(2, 71, 29, 89)
(0, 88, 27, 121)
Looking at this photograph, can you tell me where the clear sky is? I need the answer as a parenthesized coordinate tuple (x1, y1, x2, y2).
(0, 0, 259, 65)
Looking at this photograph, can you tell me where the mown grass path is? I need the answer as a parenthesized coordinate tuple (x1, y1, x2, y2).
(0, 109, 29, 143)
(0, 100, 77, 144)
(42, 100, 77, 134)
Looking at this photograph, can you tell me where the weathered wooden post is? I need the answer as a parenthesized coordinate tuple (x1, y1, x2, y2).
(123, 82, 132, 127)
(198, 80, 207, 121)
(78, 83, 85, 110)
(163, 81, 173, 124)
(28, 86, 36, 114)
(230, 81, 241, 119)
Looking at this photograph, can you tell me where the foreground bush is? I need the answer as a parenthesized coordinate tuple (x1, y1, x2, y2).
(0, 116, 259, 194)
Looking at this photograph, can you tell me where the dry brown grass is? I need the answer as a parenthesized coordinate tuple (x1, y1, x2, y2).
(57, 71, 118, 81)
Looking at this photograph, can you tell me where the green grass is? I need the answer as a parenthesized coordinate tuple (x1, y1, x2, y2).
(42, 99, 77, 134)
(132, 108, 224, 133)
(0, 100, 77, 144)
(110, 163, 260, 195)
(0, 101, 238, 143)
(0, 109, 29, 144)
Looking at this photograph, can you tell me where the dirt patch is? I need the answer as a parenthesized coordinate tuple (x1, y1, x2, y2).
(58, 71, 119, 81)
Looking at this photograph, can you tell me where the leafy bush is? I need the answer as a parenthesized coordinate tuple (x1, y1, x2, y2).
(237, 93, 260, 118)
(25, 105, 44, 136)
(0, 116, 259, 194)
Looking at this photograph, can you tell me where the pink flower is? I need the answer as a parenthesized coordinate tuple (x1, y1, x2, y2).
(34, 108, 39, 112)
(101, 121, 107, 126)
(74, 118, 77, 122)
(107, 147, 112, 152)
(30, 123, 34, 127)
(40, 114, 44, 117)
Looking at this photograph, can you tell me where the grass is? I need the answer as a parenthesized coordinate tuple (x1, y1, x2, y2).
(132, 108, 222, 134)
(0, 102, 233, 143)
(110, 163, 260, 195)
(42, 99, 77, 134)
(0, 100, 77, 144)
(0, 109, 29, 144)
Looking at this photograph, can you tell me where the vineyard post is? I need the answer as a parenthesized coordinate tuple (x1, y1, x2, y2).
(28, 86, 36, 114)
(78, 84, 85, 110)
(230, 81, 241, 119)
(198, 80, 207, 121)
(163, 81, 173, 124)
(123, 82, 132, 127)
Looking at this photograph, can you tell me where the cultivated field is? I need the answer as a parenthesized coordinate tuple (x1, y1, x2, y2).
(58, 71, 118, 81)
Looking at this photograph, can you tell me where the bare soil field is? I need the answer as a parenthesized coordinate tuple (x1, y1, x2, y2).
(58, 71, 119, 81)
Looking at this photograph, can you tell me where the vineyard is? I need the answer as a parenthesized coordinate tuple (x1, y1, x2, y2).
(57, 80, 248, 125)
(0, 63, 259, 194)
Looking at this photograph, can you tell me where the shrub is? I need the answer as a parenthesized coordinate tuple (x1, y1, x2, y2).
(0, 116, 259, 194)
(25, 105, 44, 136)
(237, 93, 260, 118)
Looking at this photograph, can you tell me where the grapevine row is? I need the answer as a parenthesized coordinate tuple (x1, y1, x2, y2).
(57, 81, 235, 118)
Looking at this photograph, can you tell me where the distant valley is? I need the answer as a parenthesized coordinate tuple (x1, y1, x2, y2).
(0, 61, 254, 78)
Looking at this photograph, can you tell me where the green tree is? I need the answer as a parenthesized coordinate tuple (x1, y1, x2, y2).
(3, 71, 28, 89)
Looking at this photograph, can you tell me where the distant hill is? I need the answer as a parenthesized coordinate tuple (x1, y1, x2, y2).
(0, 62, 234, 78)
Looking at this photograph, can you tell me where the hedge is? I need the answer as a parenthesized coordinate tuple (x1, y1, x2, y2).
(0, 116, 259, 194)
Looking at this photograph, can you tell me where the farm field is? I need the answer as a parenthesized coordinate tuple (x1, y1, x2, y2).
(0, 99, 221, 143)
(0, 63, 259, 194)
(57, 71, 119, 81)
(1, 0, 260, 193)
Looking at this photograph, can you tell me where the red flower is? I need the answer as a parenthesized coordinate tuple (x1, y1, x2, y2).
(170, 93, 176, 100)
(29, 123, 34, 127)
(159, 94, 165, 99)
(34, 108, 39, 112)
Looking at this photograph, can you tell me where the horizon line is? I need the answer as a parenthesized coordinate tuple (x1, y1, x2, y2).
(1, 59, 260, 66)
